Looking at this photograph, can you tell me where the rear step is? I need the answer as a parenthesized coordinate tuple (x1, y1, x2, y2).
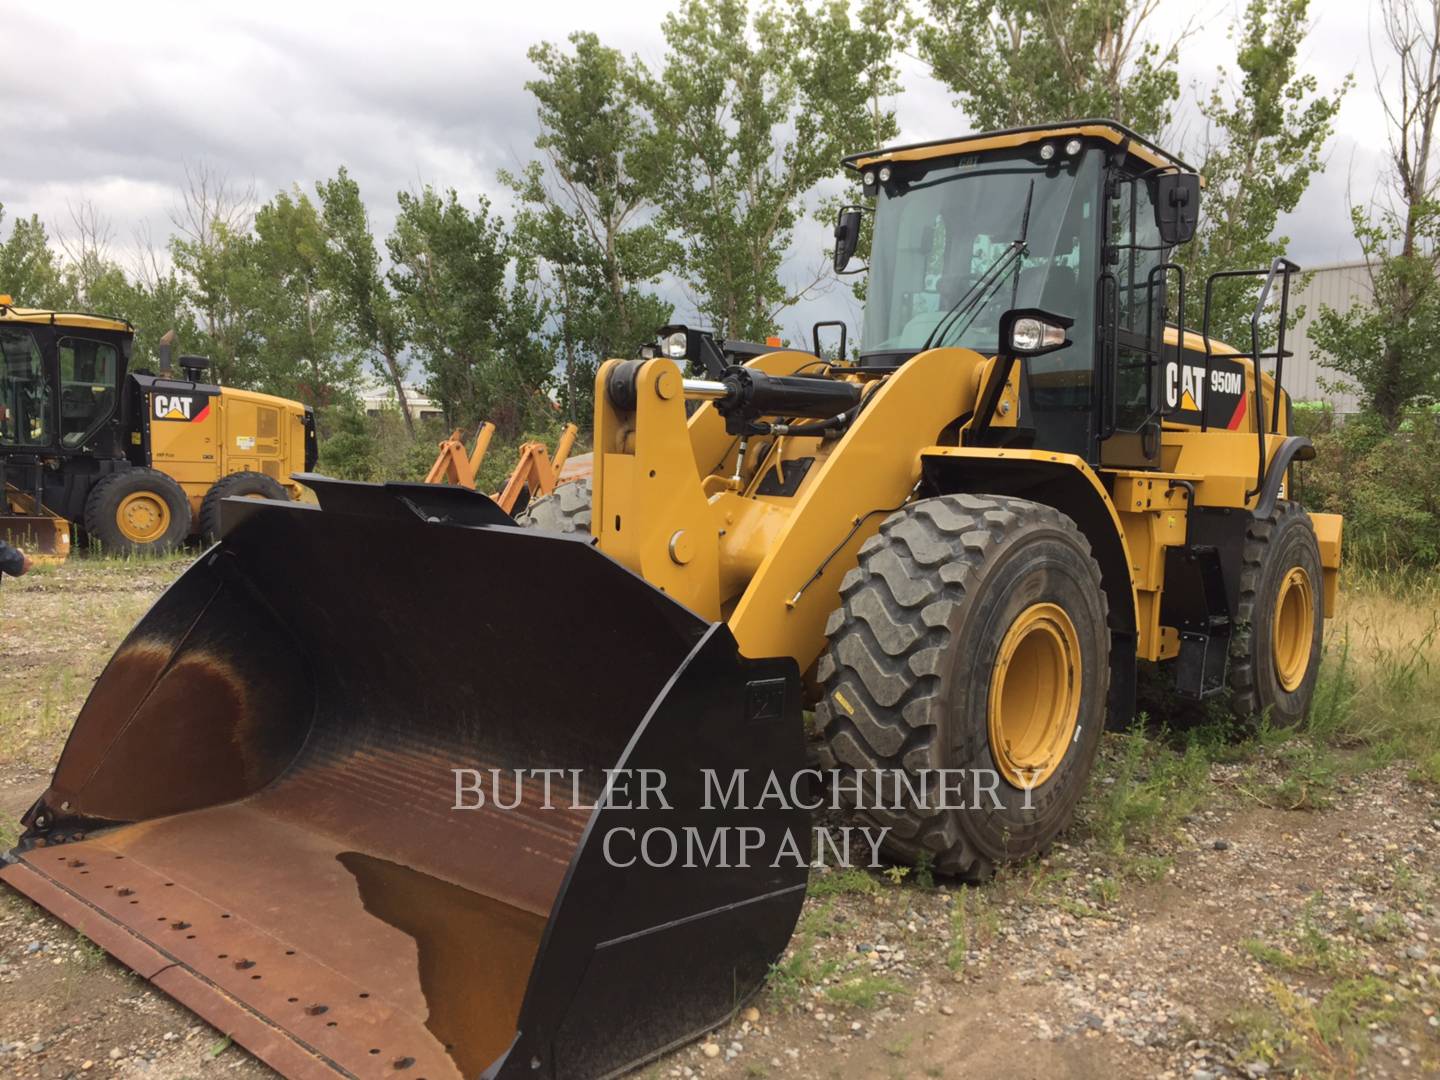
(3, 477, 810, 1079)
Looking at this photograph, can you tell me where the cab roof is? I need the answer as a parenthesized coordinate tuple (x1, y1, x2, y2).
(843, 119, 1195, 177)
(0, 297, 133, 334)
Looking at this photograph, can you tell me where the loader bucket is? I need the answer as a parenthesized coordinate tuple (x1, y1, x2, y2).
(2, 476, 810, 1080)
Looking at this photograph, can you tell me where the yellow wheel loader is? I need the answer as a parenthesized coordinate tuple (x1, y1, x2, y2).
(3, 121, 1342, 1079)
(0, 307, 315, 557)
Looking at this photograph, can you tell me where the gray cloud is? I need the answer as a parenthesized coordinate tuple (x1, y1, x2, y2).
(0, 0, 1386, 335)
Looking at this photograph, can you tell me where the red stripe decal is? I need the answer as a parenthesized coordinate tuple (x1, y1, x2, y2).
(1226, 393, 1246, 430)
(191, 403, 211, 423)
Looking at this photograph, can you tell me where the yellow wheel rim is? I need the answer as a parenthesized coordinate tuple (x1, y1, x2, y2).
(116, 491, 171, 544)
(1272, 566, 1315, 692)
(988, 602, 1082, 789)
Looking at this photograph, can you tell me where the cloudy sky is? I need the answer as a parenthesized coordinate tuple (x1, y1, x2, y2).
(0, 0, 1382, 341)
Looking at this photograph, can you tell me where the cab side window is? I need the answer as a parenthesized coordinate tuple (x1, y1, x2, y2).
(1109, 176, 1165, 334)
(57, 337, 120, 448)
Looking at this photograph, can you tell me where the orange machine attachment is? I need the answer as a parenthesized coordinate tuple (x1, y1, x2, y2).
(425, 422, 583, 517)
(424, 421, 496, 489)
(492, 424, 577, 516)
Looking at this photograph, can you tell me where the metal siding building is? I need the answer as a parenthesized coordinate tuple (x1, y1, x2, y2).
(1277, 261, 1370, 414)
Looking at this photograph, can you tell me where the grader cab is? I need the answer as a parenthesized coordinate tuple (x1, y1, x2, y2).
(4, 121, 1341, 1079)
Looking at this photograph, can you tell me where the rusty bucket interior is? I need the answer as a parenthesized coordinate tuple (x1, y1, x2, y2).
(2, 478, 808, 1080)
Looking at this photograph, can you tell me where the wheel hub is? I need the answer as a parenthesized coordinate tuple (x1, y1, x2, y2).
(987, 602, 1082, 789)
(1272, 566, 1315, 692)
(116, 491, 170, 544)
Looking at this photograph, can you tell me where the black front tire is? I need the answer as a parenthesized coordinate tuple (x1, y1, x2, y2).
(82, 468, 192, 556)
(1228, 500, 1324, 726)
(816, 494, 1110, 881)
(199, 471, 290, 543)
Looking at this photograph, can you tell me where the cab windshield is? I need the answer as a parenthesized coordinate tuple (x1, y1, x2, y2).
(861, 149, 1100, 366)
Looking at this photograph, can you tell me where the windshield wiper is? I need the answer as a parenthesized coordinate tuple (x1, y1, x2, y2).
(919, 178, 1036, 353)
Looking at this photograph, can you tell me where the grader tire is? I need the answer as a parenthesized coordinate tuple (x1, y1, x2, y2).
(1227, 500, 1324, 726)
(82, 468, 191, 556)
(515, 478, 592, 534)
(199, 471, 289, 544)
(816, 494, 1110, 881)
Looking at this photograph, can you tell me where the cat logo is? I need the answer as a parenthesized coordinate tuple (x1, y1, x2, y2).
(1163, 356, 1247, 428)
(153, 393, 212, 423)
(1164, 362, 1241, 410)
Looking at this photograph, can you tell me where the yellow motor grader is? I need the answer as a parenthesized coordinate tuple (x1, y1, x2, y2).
(3, 121, 1341, 1080)
(0, 310, 315, 557)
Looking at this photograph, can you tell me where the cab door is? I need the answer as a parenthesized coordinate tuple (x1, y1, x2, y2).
(0, 325, 55, 451)
(1099, 171, 1166, 469)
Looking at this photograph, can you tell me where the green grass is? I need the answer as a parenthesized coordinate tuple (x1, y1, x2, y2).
(1082, 719, 1213, 862)
(766, 903, 843, 1006)
(1304, 572, 1440, 780)
(946, 887, 999, 971)
(1245, 897, 1354, 976)
(806, 866, 881, 898)
(823, 974, 905, 1009)
(1232, 976, 1397, 1078)
(75, 933, 108, 971)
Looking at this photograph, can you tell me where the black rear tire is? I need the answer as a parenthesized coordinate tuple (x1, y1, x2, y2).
(816, 494, 1110, 881)
(1228, 500, 1324, 726)
(82, 468, 191, 556)
(514, 479, 592, 534)
(199, 471, 289, 543)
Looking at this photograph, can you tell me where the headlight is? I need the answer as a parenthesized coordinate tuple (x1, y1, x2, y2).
(878, 165, 892, 182)
(1011, 317, 1067, 352)
(664, 331, 689, 360)
(863, 170, 876, 188)
(1064, 138, 1083, 156)
(1039, 143, 1056, 161)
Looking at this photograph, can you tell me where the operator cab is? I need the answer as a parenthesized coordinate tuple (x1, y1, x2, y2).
(840, 121, 1200, 470)
(0, 300, 133, 456)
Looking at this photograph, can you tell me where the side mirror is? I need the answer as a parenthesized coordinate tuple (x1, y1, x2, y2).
(833, 206, 862, 273)
(1153, 172, 1200, 246)
(1000, 308, 1073, 358)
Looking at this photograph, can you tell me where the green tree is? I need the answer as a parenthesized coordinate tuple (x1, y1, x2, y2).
(632, 0, 902, 339)
(249, 188, 361, 408)
(913, 0, 1180, 138)
(89, 263, 199, 369)
(506, 31, 674, 423)
(170, 222, 263, 387)
(1314, 0, 1440, 427)
(386, 187, 552, 434)
(168, 163, 263, 387)
(1180, 0, 1346, 347)
(316, 168, 414, 434)
(0, 207, 71, 308)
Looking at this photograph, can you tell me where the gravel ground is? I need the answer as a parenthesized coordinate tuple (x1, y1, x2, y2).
(1, 558, 1437, 1079)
